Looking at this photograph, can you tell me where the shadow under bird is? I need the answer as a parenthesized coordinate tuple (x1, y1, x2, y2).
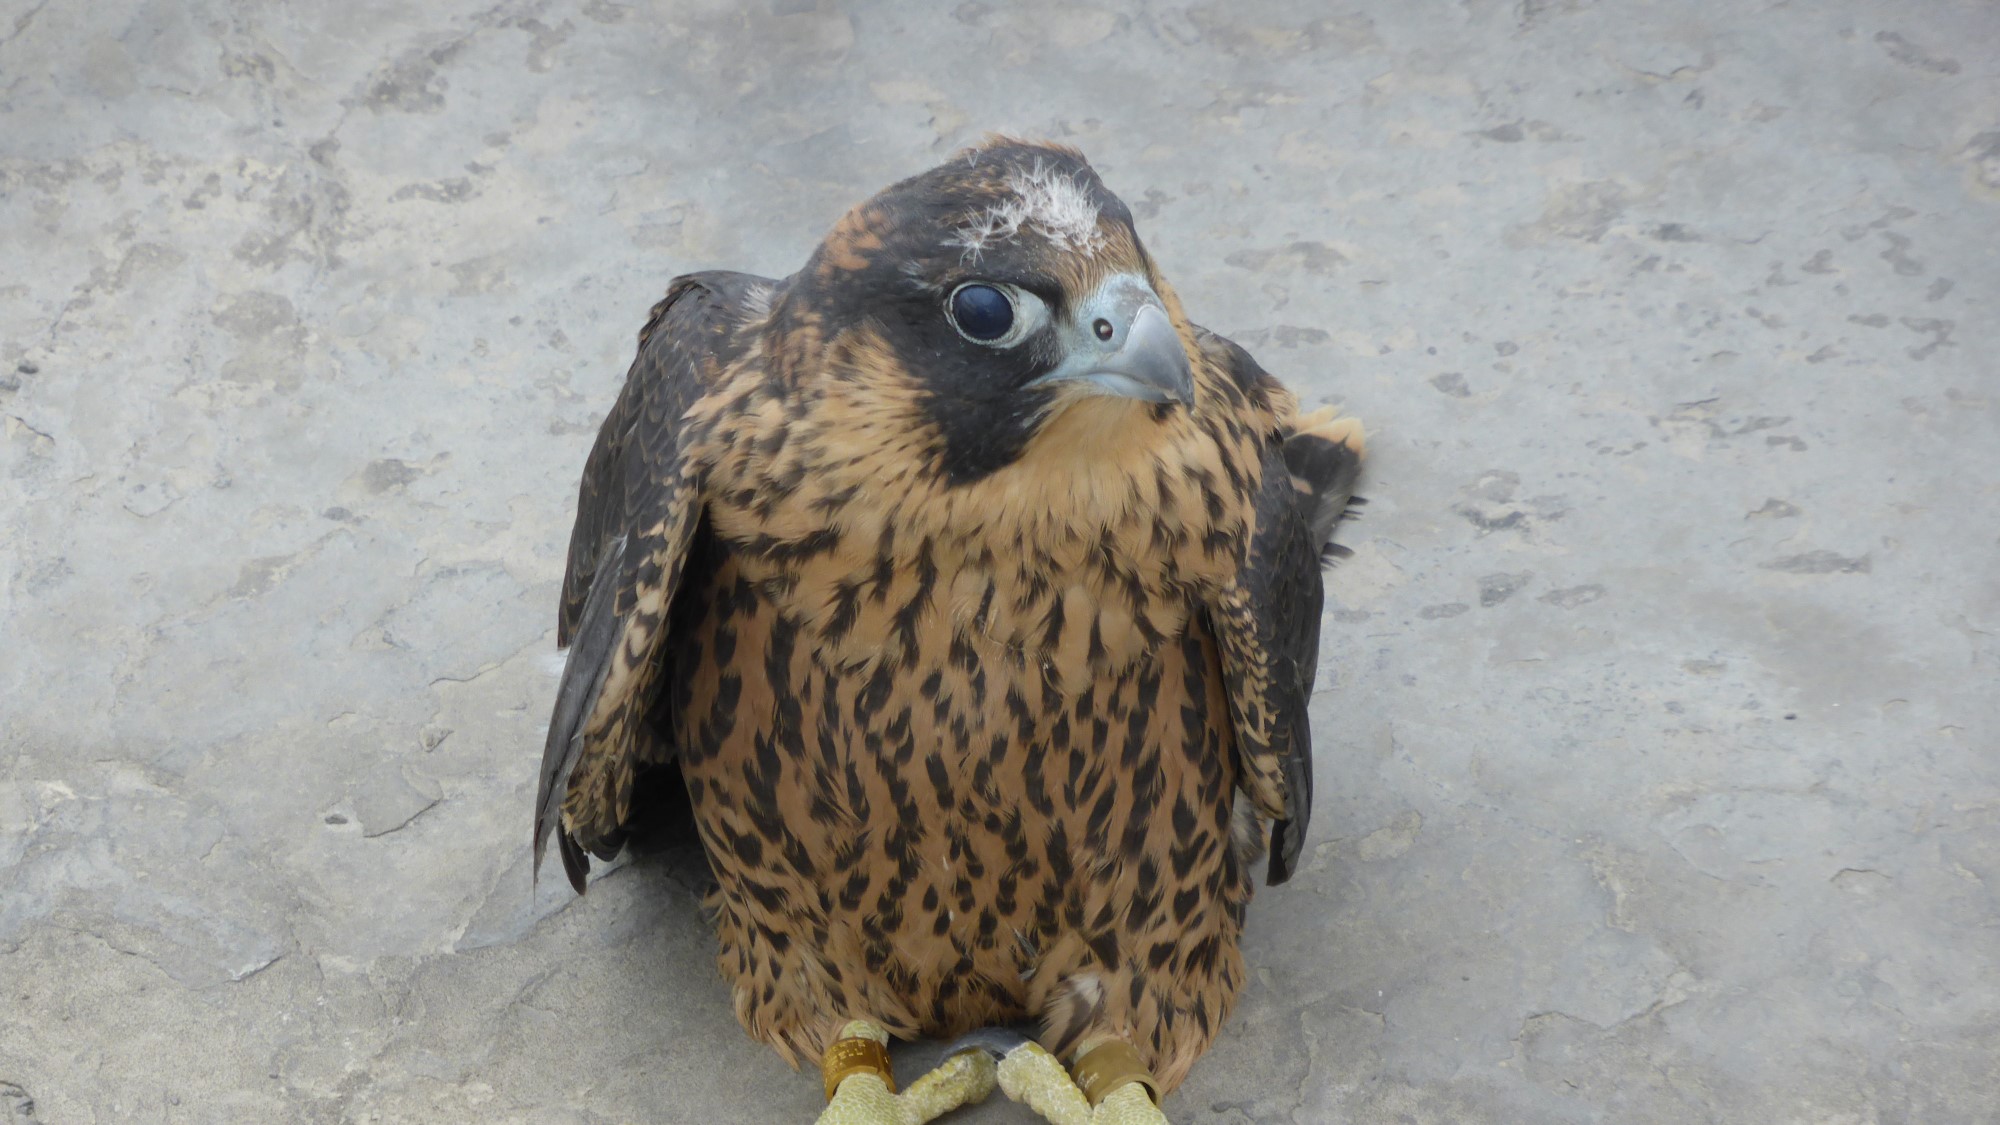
(534, 137, 1366, 1124)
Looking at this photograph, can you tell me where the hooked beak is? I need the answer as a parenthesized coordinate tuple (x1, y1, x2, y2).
(1024, 276, 1195, 407)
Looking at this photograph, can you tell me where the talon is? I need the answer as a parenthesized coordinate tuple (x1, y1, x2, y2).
(815, 1021, 998, 1125)
(993, 1039, 1171, 1125)
(941, 1026, 1033, 1061)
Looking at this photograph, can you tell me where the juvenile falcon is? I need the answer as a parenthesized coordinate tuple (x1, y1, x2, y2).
(535, 139, 1366, 1125)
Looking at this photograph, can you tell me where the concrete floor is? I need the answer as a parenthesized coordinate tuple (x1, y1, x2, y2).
(4, 0, 1998, 1121)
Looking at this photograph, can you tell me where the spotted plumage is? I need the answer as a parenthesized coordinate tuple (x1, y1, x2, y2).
(535, 139, 1365, 1094)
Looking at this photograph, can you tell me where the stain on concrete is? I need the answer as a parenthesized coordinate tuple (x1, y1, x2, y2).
(1963, 132, 2000, 199)
(1480, 571, 1534, 606)
(390, 177, 478, 204)
(1430, 372, 1472, 397)
(1515, 180, 1629, 243)
(1539, 584, 1605, 608)
(1225, 240, 1347, 274)
(1762, 551, 1872, 574)
(1875, 30, 1960, 75)
(1747, 499, 1801, 519)
(1901, 317, 1955, 359)
(1878, 231, 1924, 276)
(1236, 324, 1333, 348)
(361, 459, 423, 493)
(1355, 811, 1422, 860)
(362, 40, 467, 114)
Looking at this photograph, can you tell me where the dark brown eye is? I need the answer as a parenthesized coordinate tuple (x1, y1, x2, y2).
(950, 284, 1014, 341)
(1092, 318, 1114, 341)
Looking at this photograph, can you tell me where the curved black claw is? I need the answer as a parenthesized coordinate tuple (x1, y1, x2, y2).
(941, 1027, 1033, 1061)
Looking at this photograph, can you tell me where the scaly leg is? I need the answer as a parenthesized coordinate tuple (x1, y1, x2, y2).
(815, 1020, 998, 1125)
(948, 1031, 1171, 1125)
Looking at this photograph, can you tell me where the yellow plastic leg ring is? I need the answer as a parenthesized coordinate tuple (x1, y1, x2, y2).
(814, 1021, 999, 1125)
(994, 1039, 1170, 1125)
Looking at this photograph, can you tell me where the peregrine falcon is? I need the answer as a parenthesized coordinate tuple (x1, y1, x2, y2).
(535, 138, 1365, 1124)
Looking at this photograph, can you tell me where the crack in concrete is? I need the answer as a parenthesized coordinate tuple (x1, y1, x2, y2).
(426, 663, 504, 689)
(361, 796, 441, 838)
(230, 952, 284, 983)
(0, 1080, 40, 1125)
(4, 414, 53, 444)
(0, 0, 49, 52)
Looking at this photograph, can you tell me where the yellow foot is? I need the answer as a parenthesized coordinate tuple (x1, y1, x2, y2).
(963, 1034, 1170, 1125)
(815, 1021, 998, 1125)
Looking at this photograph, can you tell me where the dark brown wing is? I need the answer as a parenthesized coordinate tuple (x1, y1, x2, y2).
(1199, 334, 1364, 885)
(535, 270, 770, 892)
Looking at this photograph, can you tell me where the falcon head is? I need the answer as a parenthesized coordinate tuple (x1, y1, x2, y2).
(777, 139, 1195, 485)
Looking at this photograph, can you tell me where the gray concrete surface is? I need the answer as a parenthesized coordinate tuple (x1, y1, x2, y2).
(3, 0, 1997, 1121)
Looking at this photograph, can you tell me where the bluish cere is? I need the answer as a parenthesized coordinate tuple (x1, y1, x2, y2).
(951, 283, 1014, 341)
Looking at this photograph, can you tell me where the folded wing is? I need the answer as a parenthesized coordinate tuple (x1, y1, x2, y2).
(535, 271, 769, 892)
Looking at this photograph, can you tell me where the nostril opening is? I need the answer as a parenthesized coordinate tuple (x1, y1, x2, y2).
(1092, 318, 1115, 342)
